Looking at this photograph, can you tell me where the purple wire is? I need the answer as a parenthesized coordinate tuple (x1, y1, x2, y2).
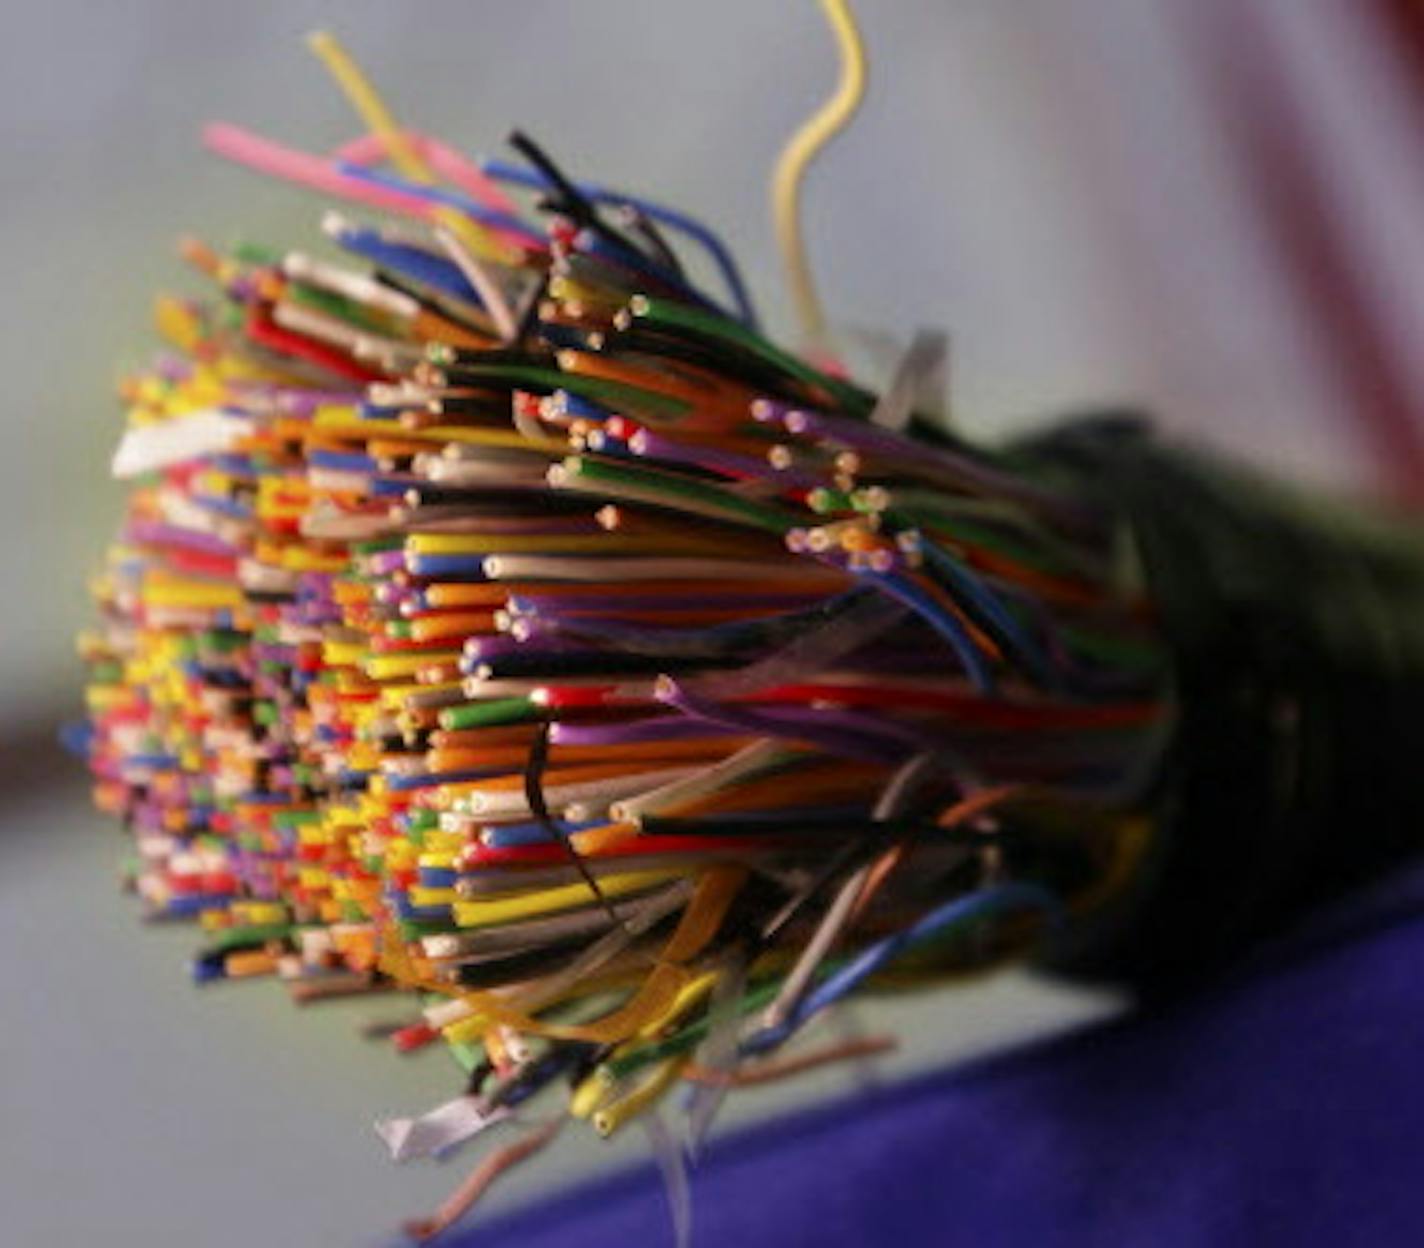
(549, 717, 738, 747)
(124, 521, 240, 558)
(226, 381, 361, 415)
(460, 634, 533, 662)
(363, 549, 409, 576)
(631, 429, 823, 490)
(296, 571, 337, 597)
(155, 355, 193, 383)
(461, 633, 584, 659)
(657, 680, 925, 764)
(759, 400, 1094, 525)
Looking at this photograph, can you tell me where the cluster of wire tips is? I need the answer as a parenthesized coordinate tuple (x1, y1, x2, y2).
(77, 25, 1170, 1242)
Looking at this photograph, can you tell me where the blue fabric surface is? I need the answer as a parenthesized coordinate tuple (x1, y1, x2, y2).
(461, 863, 1424, 1247)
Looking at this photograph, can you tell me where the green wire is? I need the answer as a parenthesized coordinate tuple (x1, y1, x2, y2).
(353, 537, 404, 556)
(206, 922, 296, 953)
(407, 809, 440, 833)
(197, 629, 248, 653)
(285, 281, 391, 335)
(398, 916, 459, 940)
(438, 696, 537, 733)
(440, 361, 689, 421)
(602, 977, 783, 1082)
(560, 456, 799, 535)
(233, 240, 282, 267)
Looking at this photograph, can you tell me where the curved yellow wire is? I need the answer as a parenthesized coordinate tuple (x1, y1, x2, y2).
(771, 0, 868, 349)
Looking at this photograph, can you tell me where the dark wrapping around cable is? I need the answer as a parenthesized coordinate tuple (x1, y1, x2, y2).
(1018, 414, 1424, 994)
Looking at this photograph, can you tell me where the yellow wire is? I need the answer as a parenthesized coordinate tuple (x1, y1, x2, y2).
(306, 30, 432, 184)
(591, 1055, 689, 1137)
(771, 0, 868, 349)
(305, 30, 518, 265)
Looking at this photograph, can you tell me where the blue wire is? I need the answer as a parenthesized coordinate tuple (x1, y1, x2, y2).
(369, 478, 418, 499)
(570, 228, 733, 321)
(342, 157, 738, 321)
(162, 893, 240, 919)
(480, 157, 759, 329)
(384, 766, 509, 793)
(58, 721, 94, 758)
(477, 817, 601, 849)
(191, 494, 252, 521)
(745, 881, 1059, 1054)
(858, 569, 997, 694)
(357, 401, 408, 419)
(417, 866, 458, 888)
(406, 553, 492, 579)
(335, 162, 544, 245)
(549, 389, 614, 423)
(919, 540, 1059, 690)
(326, 221, 483, 306)
(307, 449, 379, 474)
(390, 898, 455, 922)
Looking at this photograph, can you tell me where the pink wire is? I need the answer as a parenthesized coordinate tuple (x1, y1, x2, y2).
(333, 130, 523, 219)
(203, 122, 437, 221)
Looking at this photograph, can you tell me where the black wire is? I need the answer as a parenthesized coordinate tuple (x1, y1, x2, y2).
(514, 269, 549, 346)
(373, 269, 491, 335)
(600, 328, 814, 402)
(617, 204, 684, 280)
(523, 719, 624, 929)
(507, 130, 650, 265)
(464, 1058, 495, 1096)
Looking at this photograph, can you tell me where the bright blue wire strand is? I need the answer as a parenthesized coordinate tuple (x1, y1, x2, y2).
(480, 157, 759, 329)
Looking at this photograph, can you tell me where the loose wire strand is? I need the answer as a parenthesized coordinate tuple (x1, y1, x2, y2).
(402, 1117, 562, 1242)
(682, 1032, 898, 1087)
(770, 0, 868, 349)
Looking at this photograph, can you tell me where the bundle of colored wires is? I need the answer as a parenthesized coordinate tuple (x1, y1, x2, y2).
(74, 25, 1204, 1242)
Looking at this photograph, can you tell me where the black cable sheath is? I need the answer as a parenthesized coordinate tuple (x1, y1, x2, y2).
(1021, 416, 1424, 993)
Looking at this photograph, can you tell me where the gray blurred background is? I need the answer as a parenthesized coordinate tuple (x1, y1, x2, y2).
(4, 1, 1422, 1244)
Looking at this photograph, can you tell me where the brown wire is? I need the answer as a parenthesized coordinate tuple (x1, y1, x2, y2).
(682, 1034, 898, 1088)
(403, 1118, 562, 1242)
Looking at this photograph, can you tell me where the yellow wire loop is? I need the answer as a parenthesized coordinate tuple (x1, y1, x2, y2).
(771, 0, 868, 349)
